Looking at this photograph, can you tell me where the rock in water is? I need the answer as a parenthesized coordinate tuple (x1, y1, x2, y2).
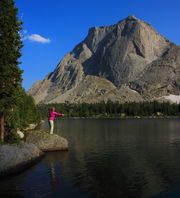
(26, 130, 68, 151)
(28, 15, 180, 103)
(0, 143, 43, 178)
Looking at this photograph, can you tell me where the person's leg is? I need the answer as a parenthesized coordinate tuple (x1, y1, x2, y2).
(49, 120, 54, 134)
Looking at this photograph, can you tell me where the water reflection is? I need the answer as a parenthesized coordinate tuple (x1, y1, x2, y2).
(40, 119, 180, 198)
(49, 162, 60, 188)
(1, 119, 180, 198)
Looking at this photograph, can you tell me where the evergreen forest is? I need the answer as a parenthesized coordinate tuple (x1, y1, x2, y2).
(38, 101, 180, 119)
(0, 0, 41, 143)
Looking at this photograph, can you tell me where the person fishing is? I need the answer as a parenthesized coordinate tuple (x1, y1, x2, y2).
(48, 107, 64, 134)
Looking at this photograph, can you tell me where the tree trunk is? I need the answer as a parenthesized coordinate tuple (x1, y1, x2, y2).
(0, 113, 4, 142)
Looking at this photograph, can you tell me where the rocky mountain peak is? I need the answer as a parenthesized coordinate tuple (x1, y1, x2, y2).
(127, 15, 137, 20)
(28, 16, 179, 104)
(80, 15, 170, 87)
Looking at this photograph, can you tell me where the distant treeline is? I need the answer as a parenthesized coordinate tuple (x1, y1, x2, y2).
(38, 101, 180, 118)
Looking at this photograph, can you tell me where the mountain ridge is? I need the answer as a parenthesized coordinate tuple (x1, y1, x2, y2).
(28, 15, 180, 104)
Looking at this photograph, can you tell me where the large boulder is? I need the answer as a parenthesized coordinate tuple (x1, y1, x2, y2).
(26, 130, 68, 151)
(0, 143, 44, 178)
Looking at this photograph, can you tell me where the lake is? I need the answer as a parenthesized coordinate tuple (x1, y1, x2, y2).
(1, 118, 180, 198)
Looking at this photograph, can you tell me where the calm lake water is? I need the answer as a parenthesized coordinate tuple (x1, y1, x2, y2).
(1, 118, 180, 198)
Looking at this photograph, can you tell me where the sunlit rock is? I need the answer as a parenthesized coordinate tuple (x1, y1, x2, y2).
(26, 130, 68, 151)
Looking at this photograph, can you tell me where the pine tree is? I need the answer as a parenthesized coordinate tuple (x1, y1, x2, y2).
(0, 0, 23, 141)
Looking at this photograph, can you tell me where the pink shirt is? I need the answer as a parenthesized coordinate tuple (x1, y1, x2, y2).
(48, 111, 64, 120)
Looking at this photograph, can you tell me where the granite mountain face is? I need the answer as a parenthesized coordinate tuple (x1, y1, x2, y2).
(28, 15, 180, 104)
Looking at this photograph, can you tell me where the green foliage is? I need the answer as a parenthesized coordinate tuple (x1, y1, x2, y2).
(4, 108, 21, 143)
(0, 140, 4, 144)
(3, 89, 41, 143)
(0, 0, 41, 143)
(38, 101, 180, 118)
(11, 89, 41, 129)
(16, 90, 41, 129)
(5, 120, 21, 144)
(0, 0, 23, 142)
(0, 0, 23, 112)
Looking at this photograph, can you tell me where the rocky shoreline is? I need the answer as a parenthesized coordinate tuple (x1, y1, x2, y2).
(0, 130, 68, 179)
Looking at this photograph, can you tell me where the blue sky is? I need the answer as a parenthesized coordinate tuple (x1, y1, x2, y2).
(15, 0, 180, 90)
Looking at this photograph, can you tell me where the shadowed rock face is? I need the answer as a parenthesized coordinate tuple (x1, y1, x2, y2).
(28, 15, 180, 104)
(129, 44, 180, 98)
(82, 15, 170, 86)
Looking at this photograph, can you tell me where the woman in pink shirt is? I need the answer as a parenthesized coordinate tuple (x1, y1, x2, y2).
(48, 107, 64, 134)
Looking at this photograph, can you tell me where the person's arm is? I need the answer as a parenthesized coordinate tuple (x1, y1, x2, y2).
(54, 112, 64, 116)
